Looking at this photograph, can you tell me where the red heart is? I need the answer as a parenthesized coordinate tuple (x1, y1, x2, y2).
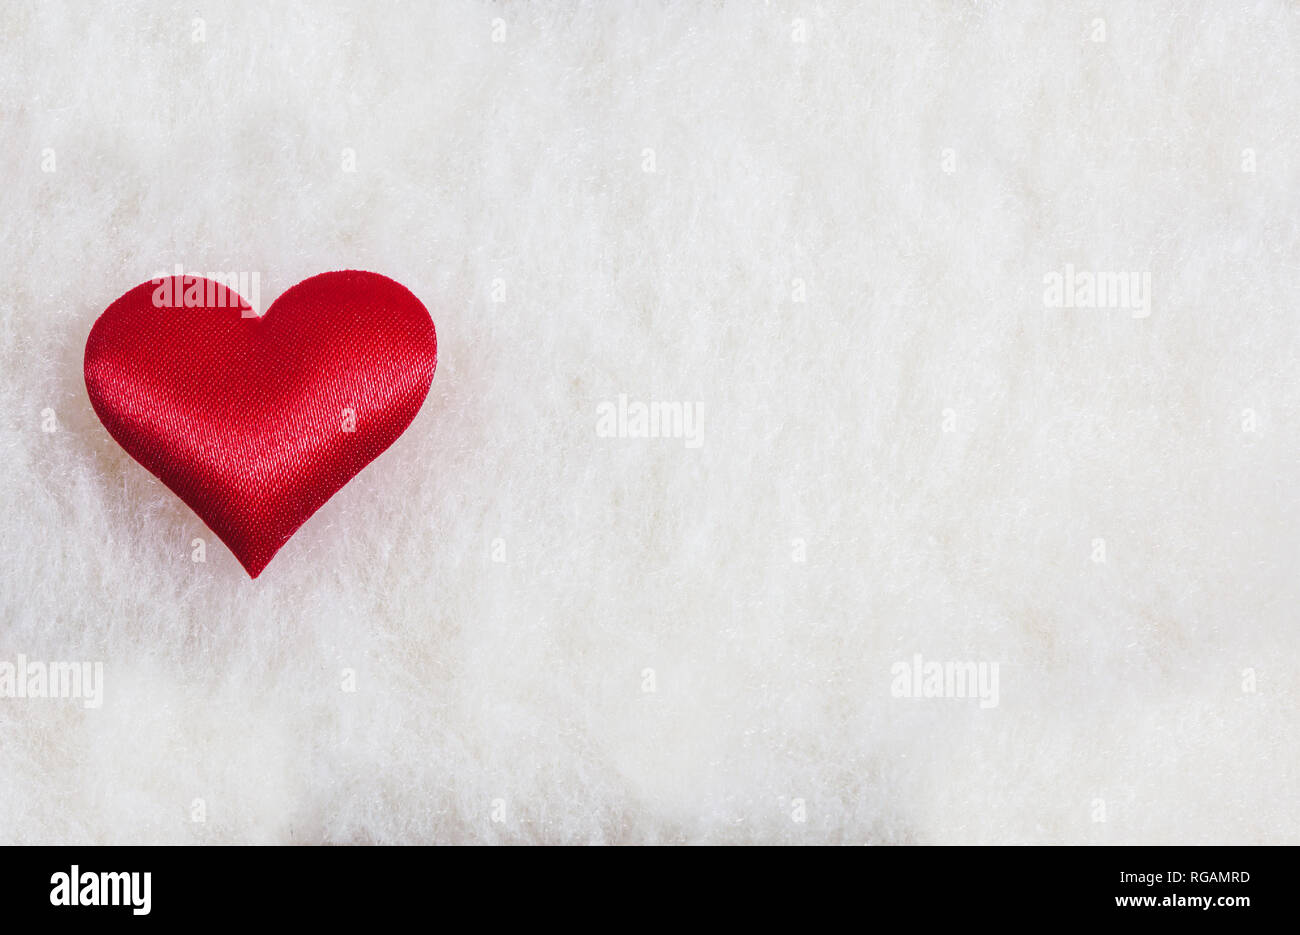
(85, 270, 437, 577)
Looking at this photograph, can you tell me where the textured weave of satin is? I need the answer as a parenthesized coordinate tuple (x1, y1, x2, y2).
(84, 270, 438, 577)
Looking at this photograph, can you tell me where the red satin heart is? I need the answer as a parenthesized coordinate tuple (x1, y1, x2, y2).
(84, 270, 437, 577)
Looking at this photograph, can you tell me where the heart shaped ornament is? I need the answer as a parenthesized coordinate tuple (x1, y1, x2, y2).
(85, 271, 437, 577)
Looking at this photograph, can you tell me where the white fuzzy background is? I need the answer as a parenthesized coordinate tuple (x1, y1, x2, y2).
(1, 0, 1297, 845)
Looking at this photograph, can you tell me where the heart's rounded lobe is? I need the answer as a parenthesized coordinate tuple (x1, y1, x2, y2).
(85, 270, 437, 577)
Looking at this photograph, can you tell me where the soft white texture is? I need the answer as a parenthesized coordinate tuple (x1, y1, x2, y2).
(1, 0, 1297, 844)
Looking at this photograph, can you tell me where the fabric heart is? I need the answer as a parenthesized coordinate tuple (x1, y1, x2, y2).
(84, 270, 437, 577)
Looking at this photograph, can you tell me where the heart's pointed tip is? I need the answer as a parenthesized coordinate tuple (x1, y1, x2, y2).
(236, 540, 282, 577)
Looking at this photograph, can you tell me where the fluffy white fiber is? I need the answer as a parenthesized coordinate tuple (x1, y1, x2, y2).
(1, 1, 1298, 844)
